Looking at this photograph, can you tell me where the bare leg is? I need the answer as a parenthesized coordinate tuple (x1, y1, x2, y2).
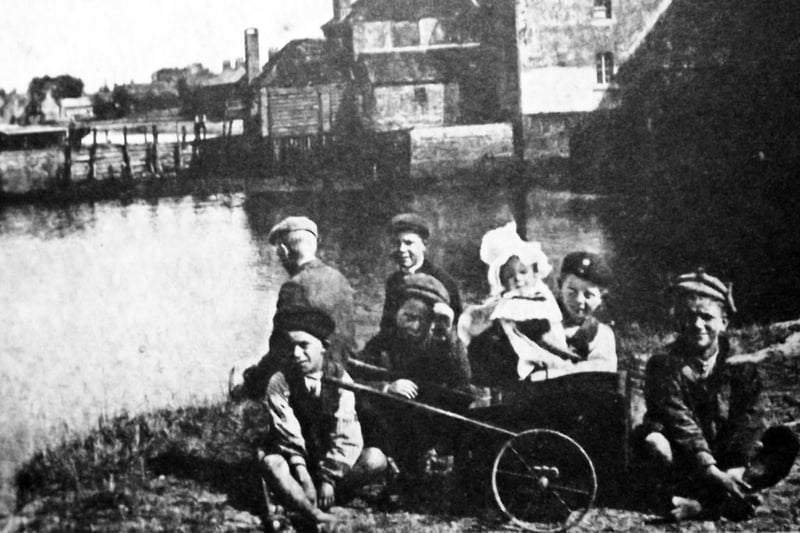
(261, 453, 335, 523)
(335, 447, 389, 504)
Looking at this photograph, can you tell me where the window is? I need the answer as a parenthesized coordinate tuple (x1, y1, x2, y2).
(596, 52, 614, 84)
(392, 21, 420, 48)
(593, 0, 612, 19)
(414, 87, 428, 107)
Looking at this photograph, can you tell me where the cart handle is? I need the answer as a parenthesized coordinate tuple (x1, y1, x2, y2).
(323, 376, 516, 438)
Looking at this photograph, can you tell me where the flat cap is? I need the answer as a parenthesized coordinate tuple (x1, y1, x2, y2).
(389, 213, 430, 240)
(560, 251, 613, 288)
(267, 216, 318, 245)
(399, 273, 450, 306)
(273, 305, 336, 341)
(671, 268, 736, 313)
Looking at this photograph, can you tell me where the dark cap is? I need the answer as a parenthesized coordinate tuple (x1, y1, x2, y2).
(267, 216, 318, 245)
(273, 305, 336, 341)
(389, 213, 430, 240)
(670, 268, 736, 314)
(560, 251, 613, 288)
(399, 273, 450, 306)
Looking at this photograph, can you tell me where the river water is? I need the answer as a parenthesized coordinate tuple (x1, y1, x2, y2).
(0, 185, 614, 510)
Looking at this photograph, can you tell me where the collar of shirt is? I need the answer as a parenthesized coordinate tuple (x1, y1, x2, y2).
(691, 348, 719, 379)
(304, 371, 323, 397)
(402, 258, 425, 275)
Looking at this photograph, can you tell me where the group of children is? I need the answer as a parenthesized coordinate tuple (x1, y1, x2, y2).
(232, 214, 797, 530)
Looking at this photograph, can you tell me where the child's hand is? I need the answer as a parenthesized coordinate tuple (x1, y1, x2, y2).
(317, 481, 335, 510)
(431, 302, 455, 340)
(386, 379, 418, 399)
(567, 316, 599, 358)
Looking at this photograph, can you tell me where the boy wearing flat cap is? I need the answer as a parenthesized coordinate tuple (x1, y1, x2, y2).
(267, 215, 356, 367)
(355, 273, 473, 479)
(558, 251, 617, 372)
(251, 306, 386, 526)
(379, 213, 462, 336)
(633, 269, 798, 521)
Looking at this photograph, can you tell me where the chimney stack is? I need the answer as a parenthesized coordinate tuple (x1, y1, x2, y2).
(333, 0, 354, 21)
(222, 60, 231, 71)
(244, 28, 260, 83)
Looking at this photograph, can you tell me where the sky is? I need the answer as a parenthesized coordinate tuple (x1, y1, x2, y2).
(0, 0, 333, 94)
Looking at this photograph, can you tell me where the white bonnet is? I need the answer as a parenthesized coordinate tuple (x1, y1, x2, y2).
(480, 221, 552, 295)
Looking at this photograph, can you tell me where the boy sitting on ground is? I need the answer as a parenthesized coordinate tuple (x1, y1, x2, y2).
(240, 306, 387, 527)
(633, 269, 798, 521)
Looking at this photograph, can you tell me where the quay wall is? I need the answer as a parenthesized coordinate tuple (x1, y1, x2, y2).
(0, 148, 63, 195)
(408, 122, 514, 179)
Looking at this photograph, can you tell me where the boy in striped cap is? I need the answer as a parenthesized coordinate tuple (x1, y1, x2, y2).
(634, 269, 798, 521)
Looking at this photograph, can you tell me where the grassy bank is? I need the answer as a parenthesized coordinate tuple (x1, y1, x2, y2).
(4, 323, 800, 532)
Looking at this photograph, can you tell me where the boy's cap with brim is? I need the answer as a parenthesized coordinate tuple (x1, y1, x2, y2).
(389, 213, 430, 240)
(273, 305, 336, 341)
(671, 268, 736, 313)
(560, 251, 613, 288)
(267, 216, 318, 245)
(400, 273, 450, 306)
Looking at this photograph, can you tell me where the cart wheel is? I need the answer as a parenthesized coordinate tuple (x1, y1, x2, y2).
(491, 429, 597, 532)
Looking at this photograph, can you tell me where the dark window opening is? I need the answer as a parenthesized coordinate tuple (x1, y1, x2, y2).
(593, 0, 612, 19)
(414, 87, 428, 106)
(596, 52, 614, 84)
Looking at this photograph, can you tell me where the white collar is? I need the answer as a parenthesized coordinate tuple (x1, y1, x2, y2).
(303, 371, 323, 397)
(696, 348, 719, 379)
(402, 258, 424, 274)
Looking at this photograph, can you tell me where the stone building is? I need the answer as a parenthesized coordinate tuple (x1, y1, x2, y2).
(513, 0, 674, 159)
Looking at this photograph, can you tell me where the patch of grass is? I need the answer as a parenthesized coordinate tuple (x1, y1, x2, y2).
(7, 324, 800, 532)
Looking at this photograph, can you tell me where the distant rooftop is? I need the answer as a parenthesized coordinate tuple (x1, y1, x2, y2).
(254, 39, 348, 87)
(346, 0, 479, 22)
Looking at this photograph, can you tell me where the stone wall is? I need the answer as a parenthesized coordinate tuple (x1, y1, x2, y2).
(369, 83, 453, 132)
(520, 112, 586, 160)
(408, 122, 514, 178)
(0, 148, 63, 194)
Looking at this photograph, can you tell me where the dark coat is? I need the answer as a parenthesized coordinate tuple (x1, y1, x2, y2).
(357, 331, 472, 411)
(275, 258, 356, 363)
(379, 259, 462, 333)
(642, 336, 767, 472)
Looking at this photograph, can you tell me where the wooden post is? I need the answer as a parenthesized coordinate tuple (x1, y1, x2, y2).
(122, 126, 132, 181)
(63, 123, 73, 184)
(151, 124, 161, 176)
(173, 122, 181, 174)
(88, 128, 97, 180)
(192, 115, 200, 164)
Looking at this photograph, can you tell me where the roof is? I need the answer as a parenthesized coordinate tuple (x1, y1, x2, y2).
(357, 48, 484, 84)
(253, 39, 348, 88)
(346, 0, 479, 22)
(198, 65, 246, 87)
(59, 96, 92, 108)
(0, 124, 66, 136)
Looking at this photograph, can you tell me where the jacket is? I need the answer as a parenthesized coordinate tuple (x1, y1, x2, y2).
(264, 369, 363, 487)
(642, 336, 766, 471)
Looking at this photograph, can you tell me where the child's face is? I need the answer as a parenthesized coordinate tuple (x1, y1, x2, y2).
(673, 295, 728, 357)
(560, 274, 604, 321)
(286, 330, 325, 375)
(396, 297, 433, 343)
(500, 256, 538, 292)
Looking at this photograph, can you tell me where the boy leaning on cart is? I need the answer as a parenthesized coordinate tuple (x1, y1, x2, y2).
(632, 269, 799, 521)
(233, 305, 387, 529)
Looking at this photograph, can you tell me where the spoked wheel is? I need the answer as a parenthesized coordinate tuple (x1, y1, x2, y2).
(491, 429, 597, 532)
